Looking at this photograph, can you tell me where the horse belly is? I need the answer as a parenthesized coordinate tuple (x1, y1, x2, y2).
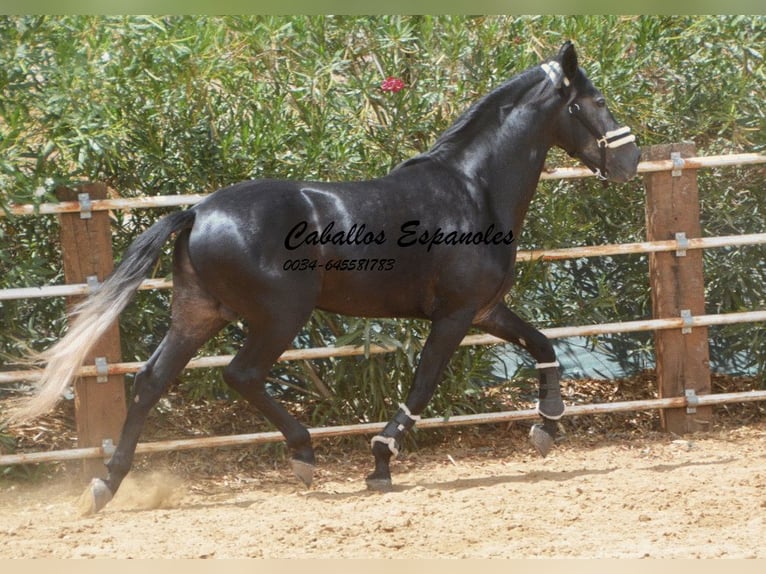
(315, 270, 428, 318)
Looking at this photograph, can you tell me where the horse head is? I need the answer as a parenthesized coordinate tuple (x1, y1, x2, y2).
(546, 41, 641, 183)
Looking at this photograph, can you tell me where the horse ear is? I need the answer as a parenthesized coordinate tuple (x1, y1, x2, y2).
(559, 41, 578, 83)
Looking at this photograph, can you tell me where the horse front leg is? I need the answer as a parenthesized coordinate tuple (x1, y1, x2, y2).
(366, 310, 474, 491)
(474, 303, 564, 457)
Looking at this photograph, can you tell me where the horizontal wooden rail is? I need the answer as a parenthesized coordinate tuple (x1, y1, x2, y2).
(1, 193, 209, 217)
(3, 309, 765, 385)
(2, 232, 764, 301)
(539, 152, 766, 180)
(0, 278, 173, 301)
(516, 232, 766, 261)
(2, 389, 765, 467)
(2, 154, 764, 219)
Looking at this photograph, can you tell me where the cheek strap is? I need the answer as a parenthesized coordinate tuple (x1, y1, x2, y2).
(568, 103, 635, 180)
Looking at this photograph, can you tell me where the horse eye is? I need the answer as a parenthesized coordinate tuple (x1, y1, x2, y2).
(596, 98, 606, 108)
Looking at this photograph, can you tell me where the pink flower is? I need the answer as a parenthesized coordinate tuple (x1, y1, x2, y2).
(381, 76, 405, 93)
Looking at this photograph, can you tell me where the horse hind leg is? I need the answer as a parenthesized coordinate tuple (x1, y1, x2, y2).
(222, 309, 316, 487)
(79, 233, 229, 515)
(79, 313, 227, 515)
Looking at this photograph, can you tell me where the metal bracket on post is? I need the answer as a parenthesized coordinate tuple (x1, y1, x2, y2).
(675, 231, 688, 257)
(78, 192, 93, 219)
(86, 274, 100, 293)
(680, 309, 693, 334)
(95, 356, 109, 383)
(685, 389, 699, 414)
(101, 438, 116, 462)
(671, 152, 685, 177)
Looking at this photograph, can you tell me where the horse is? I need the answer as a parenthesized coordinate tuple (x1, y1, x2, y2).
(9, 42, 640, 514)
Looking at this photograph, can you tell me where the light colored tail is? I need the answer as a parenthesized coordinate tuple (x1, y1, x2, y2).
(7, 209, 196, 423)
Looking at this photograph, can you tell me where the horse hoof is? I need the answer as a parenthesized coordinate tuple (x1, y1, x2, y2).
(529, 423, 555, 458)
(365, 477, 393, 492)
(290, 459, 315, 488)
(76, 478, 113, 516)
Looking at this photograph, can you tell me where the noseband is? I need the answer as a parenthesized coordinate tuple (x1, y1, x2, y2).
(568, 103, 636, 181)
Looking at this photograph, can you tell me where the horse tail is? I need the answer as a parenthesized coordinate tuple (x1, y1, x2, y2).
(7, 209, 197, 423)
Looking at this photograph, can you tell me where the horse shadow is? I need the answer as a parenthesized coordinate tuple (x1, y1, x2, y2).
(301, 452, 744, 501)
(299, 465, 620, 502)
(108, 454, 744, 513)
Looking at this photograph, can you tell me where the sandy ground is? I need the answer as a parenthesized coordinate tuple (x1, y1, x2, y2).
(1, 420, 765, 559)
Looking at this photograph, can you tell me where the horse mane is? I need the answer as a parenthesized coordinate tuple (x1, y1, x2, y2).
(393, 65, 546, 171)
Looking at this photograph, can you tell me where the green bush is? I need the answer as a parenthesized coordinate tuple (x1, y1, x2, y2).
(1, 16, 764, 428)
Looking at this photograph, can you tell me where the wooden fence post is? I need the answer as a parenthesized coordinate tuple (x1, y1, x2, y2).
(56, 183, 126, 478)
(643, 143, 712, 434)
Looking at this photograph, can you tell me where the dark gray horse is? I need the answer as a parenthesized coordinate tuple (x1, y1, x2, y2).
(11, 42, 640, 514)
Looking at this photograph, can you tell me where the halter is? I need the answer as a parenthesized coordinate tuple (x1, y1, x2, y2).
(541, 61, 636, 181)
(568, 103, 636, 181)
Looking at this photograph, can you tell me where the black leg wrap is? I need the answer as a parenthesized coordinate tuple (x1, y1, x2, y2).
(536, 365, 565, 420)
(529, 362, 563, 458)
(390, 407, 419, 433)
(367, 404, 420, 490)
(371, 404, 419, 458)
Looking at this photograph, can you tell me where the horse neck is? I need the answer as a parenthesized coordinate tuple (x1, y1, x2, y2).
(439, 92, 562, 231)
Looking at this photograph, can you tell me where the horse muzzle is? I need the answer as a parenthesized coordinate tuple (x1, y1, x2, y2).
(604, 142, 641, 183)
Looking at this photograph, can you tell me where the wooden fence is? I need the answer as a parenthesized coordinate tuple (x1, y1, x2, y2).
(1, 144, 765, 472)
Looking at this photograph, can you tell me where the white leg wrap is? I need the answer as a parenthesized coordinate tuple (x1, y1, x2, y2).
(535, 361, 560, 370)
(536, 402, 565, 420)
(371, 435, 399, 457)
